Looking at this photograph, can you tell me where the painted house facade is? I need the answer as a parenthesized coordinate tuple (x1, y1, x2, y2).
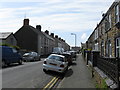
(0, 32, 17, 46)
(86, 0, 120, 58)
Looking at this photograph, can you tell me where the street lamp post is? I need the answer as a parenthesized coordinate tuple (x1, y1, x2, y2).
(71, 33, 77, 47)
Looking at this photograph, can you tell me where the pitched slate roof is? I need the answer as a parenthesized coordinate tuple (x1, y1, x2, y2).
(41, 31, 55, 41)
(15, 25, 55, 41)
(0, 32, 12, 39)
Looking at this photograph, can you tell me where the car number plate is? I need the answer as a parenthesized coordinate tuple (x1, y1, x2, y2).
(50, 63, 57, 66)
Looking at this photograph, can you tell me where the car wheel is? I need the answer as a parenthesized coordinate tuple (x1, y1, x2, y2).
(39, 57, 41, 61)
(66, 66, 68, 71)
(18, 59, 22, 65)
(60, 72, 65, 76)
(43, 69, 47, 73)
(33, 58, 36, 61)
(7, 63, 10, 66)
(2, 60, 6, 67)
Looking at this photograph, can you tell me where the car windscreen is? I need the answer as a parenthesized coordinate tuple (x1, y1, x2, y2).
(48, 55, 64, 62)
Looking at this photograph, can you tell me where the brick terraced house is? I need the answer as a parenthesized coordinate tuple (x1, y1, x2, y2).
(86, 0, 120, 58)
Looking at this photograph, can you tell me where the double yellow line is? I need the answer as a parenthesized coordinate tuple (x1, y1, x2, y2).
(43, 77, 59, 89)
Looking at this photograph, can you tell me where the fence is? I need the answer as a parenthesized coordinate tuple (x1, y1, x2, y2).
(97, 57, 120, 87)
(84, 51, 120, 89)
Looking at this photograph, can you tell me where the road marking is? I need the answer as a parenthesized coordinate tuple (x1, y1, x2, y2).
(68, 66, 72, 70)
(43, 77, 57, 89)
(42, 66, 72, 89)
(49, 77, 59, 88)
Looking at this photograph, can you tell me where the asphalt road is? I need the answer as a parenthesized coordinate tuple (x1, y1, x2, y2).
(2, 59, 62, 89)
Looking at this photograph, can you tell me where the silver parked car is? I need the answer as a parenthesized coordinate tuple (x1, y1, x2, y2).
(23, 52, 40, 62)
(43, 54, 68, 74)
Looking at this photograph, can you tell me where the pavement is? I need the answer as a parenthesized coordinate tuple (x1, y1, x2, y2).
(57, 54, 96, 88)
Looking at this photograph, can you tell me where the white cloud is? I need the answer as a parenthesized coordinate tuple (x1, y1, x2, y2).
(0, 0, 115, 46)
(81, 33, 87, 40)
(0, 0, 115, 2)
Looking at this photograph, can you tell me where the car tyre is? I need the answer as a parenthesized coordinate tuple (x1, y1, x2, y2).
(33, 58, 36, 62)
(43, 69, 47, 73)
(2, 60, 6, 68)
(60, 72, 65, 76)
(18, 59, 22, 65)
(7, 63, 10, 66)
(66, 66, 68, 71)
(39, 57, 41, 61)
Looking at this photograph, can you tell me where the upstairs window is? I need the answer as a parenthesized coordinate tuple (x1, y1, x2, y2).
(94, 29, 98, 40)
(115, 4, 119, 23)
(109, 14, 112, 28)
(105, 16, 110, 31)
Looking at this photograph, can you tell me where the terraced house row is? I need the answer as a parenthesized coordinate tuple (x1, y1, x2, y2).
(14, 19, 70, 56)
(86, 0, 120, 58)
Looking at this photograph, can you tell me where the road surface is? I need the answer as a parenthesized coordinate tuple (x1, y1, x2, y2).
(2, 60, 62, 88)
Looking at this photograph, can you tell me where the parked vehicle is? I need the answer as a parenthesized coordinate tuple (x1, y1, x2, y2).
(23, 52, 40, 62)
(1, 46, 22, 67)
(69, 51, 76, 59)
(43, 54, 68, 74)
(61, 52, 73, 65)
(52, 47, 64, 54)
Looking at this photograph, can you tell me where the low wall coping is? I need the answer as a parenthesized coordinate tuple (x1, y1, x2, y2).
(94, 67, 117, 89)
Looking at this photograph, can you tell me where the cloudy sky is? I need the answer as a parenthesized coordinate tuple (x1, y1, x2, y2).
(0, 0, 115, 46)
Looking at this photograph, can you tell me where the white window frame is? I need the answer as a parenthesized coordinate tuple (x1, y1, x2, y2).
(116, 37, 120, 57)
(109, 14, 112, 28)
(94, 29, 98, 40)
(95, 43, 98, 51)
(101, 41, 104, 56)
(106, 40, 112, 57)
(109, 42, 112, 57)
(115, 4, 119, 23)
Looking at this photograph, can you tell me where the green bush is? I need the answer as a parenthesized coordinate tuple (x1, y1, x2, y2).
(0, 43, 20, 50)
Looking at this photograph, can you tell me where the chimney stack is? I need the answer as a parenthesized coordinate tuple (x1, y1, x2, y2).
(102, 13, 105, 17)
(63, 40, 65, 42)
(50, 33, 54, 38)
(36, 25, 41, 31)
(59, 37, 61, 40)
(55, 35, 58, 38)
(23, 19, 29, 26)
(45, 30, 49, 35)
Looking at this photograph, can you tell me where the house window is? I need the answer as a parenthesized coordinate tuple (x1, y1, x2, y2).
(116, 37, 120, 57)
(109, 14, 112, 28)
(105, 16, 110, 31)
(95, 43, 98, 51)
(101, 41, 104, 56)
(95, 29, 98, 40)
(115, 4, 119, 23)
(106, 40, 112, 57)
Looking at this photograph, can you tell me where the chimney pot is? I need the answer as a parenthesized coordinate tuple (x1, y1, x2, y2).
(50, 33, 54, 38)
(102, 13, 105, 17)
(55, 35, 58, 38)
(36, 25, 41, 31)
(23, 19, 29, 26)
(59, 37, 61, 40)
(45, 30, 49, 35)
